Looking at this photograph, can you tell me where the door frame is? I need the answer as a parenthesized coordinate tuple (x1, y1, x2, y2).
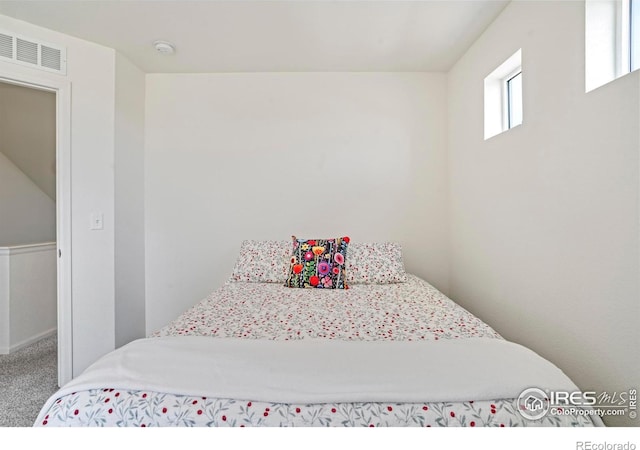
(0, 71, 72, 386)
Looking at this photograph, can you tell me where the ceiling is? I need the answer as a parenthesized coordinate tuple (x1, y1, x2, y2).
(0, 1, 510, 73)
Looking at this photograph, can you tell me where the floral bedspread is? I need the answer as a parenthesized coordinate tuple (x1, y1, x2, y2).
(152, 274, 501, 342)
(35, 275, 597, 427)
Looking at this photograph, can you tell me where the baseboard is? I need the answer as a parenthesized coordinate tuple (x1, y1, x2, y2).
(8, 328, 57, 354)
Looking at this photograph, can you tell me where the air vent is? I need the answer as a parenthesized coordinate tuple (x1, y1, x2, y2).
(0, 33, 12, 59)
(0, 30, 66, 75)
(41, 45, 62, 71)
(16, 38, 38, 64)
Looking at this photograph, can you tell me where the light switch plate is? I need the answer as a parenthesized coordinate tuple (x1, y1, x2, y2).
(90, 212, 104, 230)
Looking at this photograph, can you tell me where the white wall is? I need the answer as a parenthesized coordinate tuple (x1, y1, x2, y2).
(0, 151, 55, 246)
(145, 72, 449, 332)
(114, 53, 146, 348)
(0, 14, 116, 377)
(447, 1, 639, 426)
(0, 246, 8, 352)
(0, 82, 56, 200)
(0, 243, 57, 354)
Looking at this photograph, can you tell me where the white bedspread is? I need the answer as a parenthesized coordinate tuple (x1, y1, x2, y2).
(35, 336, 588, 425)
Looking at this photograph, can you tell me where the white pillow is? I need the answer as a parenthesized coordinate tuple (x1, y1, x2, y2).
(230, 240, 290, 283)
(346, 242, 407, 284)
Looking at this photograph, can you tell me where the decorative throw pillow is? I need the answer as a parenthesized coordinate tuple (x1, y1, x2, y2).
(230, 240, 291, 283)
(346, 242, 407, 284)
(285, 236, 350, 289)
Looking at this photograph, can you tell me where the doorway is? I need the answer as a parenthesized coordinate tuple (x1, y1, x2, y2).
(0, 74, 72, 387)
(0, 81, 56, 361)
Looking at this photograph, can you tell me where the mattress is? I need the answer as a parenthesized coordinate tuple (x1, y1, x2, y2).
(34, 274, 603, 427)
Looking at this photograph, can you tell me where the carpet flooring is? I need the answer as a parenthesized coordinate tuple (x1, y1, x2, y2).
(0, 335, 58, 427)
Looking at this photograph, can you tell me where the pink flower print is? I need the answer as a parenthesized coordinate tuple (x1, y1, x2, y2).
(304, 251, 314, 261)
(322, 276, 333, 288)
(334, 252, 345, 265)
(318, 262, 331, 276)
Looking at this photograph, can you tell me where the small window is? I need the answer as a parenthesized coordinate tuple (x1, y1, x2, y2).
(585, 0, 639, 91)
(505, 70, 523, 130)
(632, 0, 639, 71)
(484, 49, 522, 140)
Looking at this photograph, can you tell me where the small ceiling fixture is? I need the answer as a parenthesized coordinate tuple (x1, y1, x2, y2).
(153, 40, 175, 55)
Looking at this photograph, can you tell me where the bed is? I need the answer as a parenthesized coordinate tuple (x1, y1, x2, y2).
(34, 238, 604, 427)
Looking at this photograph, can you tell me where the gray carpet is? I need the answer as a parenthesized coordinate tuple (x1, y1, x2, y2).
(0, 335, 59, 427)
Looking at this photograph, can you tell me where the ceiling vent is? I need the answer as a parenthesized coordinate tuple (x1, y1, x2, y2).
(0, 30, 66, 75)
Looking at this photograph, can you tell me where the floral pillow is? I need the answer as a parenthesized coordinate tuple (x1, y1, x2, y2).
(230, 240, 291, 283)
(285, 236, 350, 289)
(346, 242, 407, 284)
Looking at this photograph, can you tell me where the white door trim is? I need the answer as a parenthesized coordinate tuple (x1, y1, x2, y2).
(0, 71, 73, 386)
